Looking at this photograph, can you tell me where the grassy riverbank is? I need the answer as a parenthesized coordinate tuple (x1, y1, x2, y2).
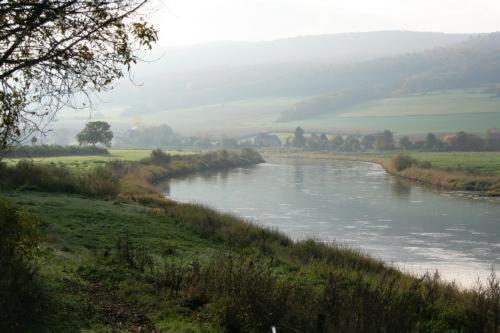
(262, 150, 500, 196)
(2, 149, 500, 331)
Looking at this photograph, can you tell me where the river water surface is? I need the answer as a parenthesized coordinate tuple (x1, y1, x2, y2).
(160, 158, 500, 287)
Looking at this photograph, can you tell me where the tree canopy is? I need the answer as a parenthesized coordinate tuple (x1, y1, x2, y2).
(76, 121, 113, 147)
(0, 0, 157, 149)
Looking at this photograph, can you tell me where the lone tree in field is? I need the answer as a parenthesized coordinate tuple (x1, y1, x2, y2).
(0, 1, 157, 149)
(77, 121, 113, 147)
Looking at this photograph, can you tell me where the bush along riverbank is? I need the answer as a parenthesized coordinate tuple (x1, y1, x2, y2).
(387, 154, 500, 196)
(2, 148, 500, 331)
(261, 150, 500, 196)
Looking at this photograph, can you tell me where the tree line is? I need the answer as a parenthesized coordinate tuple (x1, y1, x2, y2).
(286, 127, 500, 152)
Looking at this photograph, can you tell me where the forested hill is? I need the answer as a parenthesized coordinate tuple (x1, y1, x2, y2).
(279, 33, 500, 121)
(158, 31, 471, 71)
(104, 31, 473, 115)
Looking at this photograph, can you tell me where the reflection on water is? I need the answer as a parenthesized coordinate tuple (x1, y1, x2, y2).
(159, 158, 500, 287)
(391, 179, 412, 199)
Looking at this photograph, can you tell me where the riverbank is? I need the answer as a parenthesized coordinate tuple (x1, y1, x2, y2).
(119, 148, 265, 205)
(2, 149, 500, 331)
(261, 150, 500, 196)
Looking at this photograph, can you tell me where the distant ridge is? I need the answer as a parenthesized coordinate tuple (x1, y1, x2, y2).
(158, 31, 473, 71)
(104, 31, 474, 116)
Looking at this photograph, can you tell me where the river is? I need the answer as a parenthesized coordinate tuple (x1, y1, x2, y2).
(159, 157, 500, 287)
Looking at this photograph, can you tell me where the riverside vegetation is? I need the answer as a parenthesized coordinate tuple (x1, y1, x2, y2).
(263, 150, 500, 197)
(2, 149, 500, 332)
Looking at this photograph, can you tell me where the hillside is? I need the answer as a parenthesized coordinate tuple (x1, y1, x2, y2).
(85, 31, 472, 116)
(279, 34, 500, 121)
(52, 32, 500, 136)
(142, 31, 472, 72)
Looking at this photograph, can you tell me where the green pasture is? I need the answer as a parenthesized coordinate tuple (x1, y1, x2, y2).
(3, 149, 196, 171)
(292, 90, 500, 134)
(340, 91, 500, 118)
(156, 90, 500, 135)
(410, 152, 500, 176)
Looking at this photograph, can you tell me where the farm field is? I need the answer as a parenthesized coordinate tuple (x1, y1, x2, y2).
(339, 91, 500, 118)
(53, 90, 500, 136)
(292, 91, 500, 134)
(410, 152, 500, 176)
(138, 96, 304, 136)
(4, 149, 196, 171)
(4, 149, 150, 170)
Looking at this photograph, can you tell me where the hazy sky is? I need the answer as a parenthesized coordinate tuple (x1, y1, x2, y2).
(151, 0, 500, 46)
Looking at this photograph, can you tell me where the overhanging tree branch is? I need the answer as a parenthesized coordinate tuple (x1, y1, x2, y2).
(0, 0, 157, 149)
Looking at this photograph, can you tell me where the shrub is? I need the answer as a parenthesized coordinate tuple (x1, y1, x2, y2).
(0, 198, 44, 331)
(240, 148, 265, 163)
(417, 160, 433, 169)
(1, 160, 119, 198)
(114, 235, 153, 273)
(148, 149, 171, 165)
(78, 166, 120, 197)
(392, 154, 417, 171)
(4, 160, 77, 192)
(186, 255, 317, 332)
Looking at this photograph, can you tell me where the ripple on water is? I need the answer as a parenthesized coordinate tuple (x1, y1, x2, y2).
(411, 232, 453, 239)
(367, 225, 392, 229)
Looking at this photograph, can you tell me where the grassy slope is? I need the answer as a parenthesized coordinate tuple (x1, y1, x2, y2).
(138, 97, 303, 135)
(339, 91, 500, 117)
(299, 91, 500, 134)
(0, 191, 473, 332)
(4, 191, 225, 332)
(147, 90, 500, 134)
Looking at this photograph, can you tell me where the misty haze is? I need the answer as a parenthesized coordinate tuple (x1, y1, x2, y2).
(2, 1, 500, 332)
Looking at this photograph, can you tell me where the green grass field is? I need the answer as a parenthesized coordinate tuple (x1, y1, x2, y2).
(139, 96, 304, 135)
(4, 149, 197, 170)
(144, 90, 500, 135)
(53, 90, 500, 136)
(410, 152, 500, 176)
(290, 91, 500, 134)
(4, 149, 151, 170)
(340, 91, 500, 117)
(3, 191, 226, 331)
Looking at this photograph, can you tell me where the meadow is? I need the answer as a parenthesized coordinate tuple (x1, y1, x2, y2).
(410, 152, 500, 176)
(4, 149, 195, 171)
(138, 97, 303, 136)
(339, 91, 500, 117)
(139, 90, 500, 135)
